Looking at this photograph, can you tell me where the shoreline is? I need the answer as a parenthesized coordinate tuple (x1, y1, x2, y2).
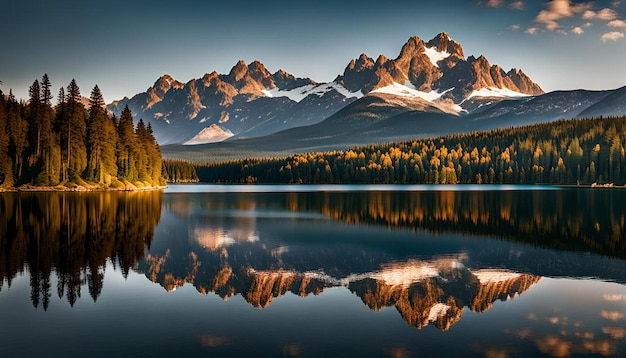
(0, 183, 167, 193)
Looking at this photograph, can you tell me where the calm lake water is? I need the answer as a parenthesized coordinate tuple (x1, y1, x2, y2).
(2, 185, 626, 357)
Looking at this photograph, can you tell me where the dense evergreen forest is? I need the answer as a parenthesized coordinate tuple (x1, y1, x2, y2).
(194, 116, 626, 185)
(0, 75, 163, 189)
(162, 159, 199, 183)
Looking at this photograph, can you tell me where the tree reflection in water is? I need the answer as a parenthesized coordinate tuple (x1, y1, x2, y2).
(0, 191, 161, 309)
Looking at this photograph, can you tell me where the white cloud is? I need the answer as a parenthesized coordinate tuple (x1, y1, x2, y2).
(602, 31, 625, 41)
(526, 27, 539, 35)
(583, 8, 619, 20)
(584, 22, 593, 27)
(534, 0, 593, 31)
(510, 1, 526, 10)
(612, 0, 621, 7)
(572, 26, 584, 34)
(487, 0, 505, 7)
(608, 19, 626, 29)
(508, 24, 521, 31)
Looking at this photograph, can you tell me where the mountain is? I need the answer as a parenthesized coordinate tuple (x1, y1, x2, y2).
(576, 85, 626, 118)
(335, 32, 542, 104)
(109, 32, 543, 146)
(108, 62, 360, 145)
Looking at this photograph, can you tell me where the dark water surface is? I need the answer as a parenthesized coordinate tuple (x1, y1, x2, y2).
(1, 185, 626, 357)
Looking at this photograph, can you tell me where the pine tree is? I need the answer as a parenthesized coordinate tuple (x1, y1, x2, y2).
(86, 85, 117, 184)
(7, 91, 29, 181)
(0, 89, 13, 186)
(26, 76, 60, 185)
(39, 74, 61, 185)
(145, 123, 163, 185)
(116, 105, 138, 182)
(60, 79, 87, 181)
(134, 119, 150, 183)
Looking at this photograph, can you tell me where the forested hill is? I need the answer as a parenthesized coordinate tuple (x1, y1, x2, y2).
(0, 75, 163, 190)
(194, 116, 626, 185)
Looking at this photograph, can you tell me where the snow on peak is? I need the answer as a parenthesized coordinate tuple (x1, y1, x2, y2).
(183, 124, 234, 145)
(466, 87, 531, 100)
(263, 83, 362, 103)
(371, 82, 448, 102)
(424, 47, 451, 68)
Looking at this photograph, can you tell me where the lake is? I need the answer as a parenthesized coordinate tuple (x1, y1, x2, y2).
(1, 185, 626, 357)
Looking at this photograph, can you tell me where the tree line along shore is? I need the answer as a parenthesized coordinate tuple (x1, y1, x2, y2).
(163, 116, 626, 186)
(0, 75, 164, 191)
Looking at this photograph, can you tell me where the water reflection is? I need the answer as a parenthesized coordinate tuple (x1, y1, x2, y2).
(1, 187, 626, 339)
(0, 191, 161, 309)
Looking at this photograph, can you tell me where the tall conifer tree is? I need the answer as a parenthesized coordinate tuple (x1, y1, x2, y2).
(116, 105, 138, 181)
(60, 79, 87, 181)
(0, 89, 13, 186)
(86, 85, 117, 184)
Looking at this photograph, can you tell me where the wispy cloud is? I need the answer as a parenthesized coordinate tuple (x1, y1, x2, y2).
(487, 0, 505, 7)
(510, 1, 526, 10)
(572, 26, 584, 34)
(602, 31, 625, 41)
(479, 0, 525, 9)
(582, 8, 619, 20)
(534, 0, 593, 31)
(508, 24, 521, 31)
(526, 27, 539, 35)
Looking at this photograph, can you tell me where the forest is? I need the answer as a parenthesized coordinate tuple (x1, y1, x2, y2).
(192, 116, 626, 185)
(0, 75, 163, 189)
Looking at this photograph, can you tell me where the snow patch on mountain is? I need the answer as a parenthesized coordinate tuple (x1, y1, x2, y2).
(372, 82, 449, 102)
(263, 83, 363, 103)
(184, 124, 234, 145)
(467, 87, 531, 100)
(424, 47, 451, 68)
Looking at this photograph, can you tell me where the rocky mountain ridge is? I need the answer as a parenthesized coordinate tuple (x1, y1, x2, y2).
(108, 32, 543, 145)
(335, 32, 543, 103)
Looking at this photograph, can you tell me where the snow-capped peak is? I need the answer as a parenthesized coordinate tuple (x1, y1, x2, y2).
(183, 124, 234, 145)
(424, 47, 451, 68)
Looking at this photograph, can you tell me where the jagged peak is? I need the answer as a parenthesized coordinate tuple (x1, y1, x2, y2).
(427, 32, 464, 58)
(152, 74, 183, 89)
(398, 36, 426, 59)
(229, 60, 249, 81)
(355, 54, 374, 69)
(248, 60, 269, 72)
(202, 71, 219, 82)
(274, 69, 291, 77)
(375, 54, 388, 66)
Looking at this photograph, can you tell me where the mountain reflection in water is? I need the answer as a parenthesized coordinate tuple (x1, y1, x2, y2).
(1, 187, 626, 337)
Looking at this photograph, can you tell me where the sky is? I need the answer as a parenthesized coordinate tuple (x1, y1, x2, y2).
(2, 0, 626, 103)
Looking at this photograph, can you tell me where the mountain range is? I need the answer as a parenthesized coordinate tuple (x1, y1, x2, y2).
(106, 32, 626, 160)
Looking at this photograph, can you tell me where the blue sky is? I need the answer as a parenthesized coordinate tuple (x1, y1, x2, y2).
(2, 0, 626, 102)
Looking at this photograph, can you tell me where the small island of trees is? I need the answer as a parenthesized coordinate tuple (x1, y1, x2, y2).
(0, 75, 163, 190)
